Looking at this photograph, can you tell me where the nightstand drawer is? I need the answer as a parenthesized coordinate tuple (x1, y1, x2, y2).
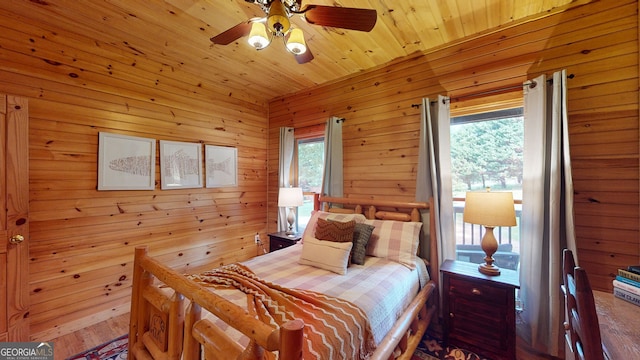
(449, 276, 509, 304)
(268, 231, 301, 253)
(448, 295, 509, 348)
(271, 237, 294, 251)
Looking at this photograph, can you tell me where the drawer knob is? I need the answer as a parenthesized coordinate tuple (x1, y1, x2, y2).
(449, 312, 454, 318)
(471, 288, 482, 295)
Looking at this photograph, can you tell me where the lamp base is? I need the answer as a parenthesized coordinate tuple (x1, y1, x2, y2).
(478, 263, 501, 276)
(479, 226, 500, 276)
(285, 207, 296, 236)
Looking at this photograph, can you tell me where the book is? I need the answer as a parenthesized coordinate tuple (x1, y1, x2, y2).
(618, 268, 640, 283)
(615, 275, 640, 289)
(628, 265, 640, 275)
(613, 279, 640, 296)
(613, 286, 640, 307)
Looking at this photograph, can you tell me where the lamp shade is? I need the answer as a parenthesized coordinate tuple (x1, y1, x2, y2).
(286, 28, 307, 54)
(278, 187, 304, 207)
(463, 191, 516, 227)
(267, 0, 291, 34)
(248, 22, 270, 49)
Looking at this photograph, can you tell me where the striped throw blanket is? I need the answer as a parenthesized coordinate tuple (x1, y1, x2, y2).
(189, 263, 376, 360)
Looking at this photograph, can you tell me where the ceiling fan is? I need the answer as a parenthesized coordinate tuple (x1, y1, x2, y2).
(210, 0, 377, 64)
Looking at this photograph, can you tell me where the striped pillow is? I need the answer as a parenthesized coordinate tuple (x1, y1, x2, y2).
(302, 211, 367, 244)
(363, 219, 422, 269)
(315, 218, 356, 242)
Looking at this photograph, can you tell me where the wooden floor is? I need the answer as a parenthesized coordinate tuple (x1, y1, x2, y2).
(50, 312, 129, 360)
(50, 312, 560, 360)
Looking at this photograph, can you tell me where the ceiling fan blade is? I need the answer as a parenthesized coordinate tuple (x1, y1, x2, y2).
(210, 22, 252, 45)
(295, 46, 314, 64)
(303, 5, 377, 32)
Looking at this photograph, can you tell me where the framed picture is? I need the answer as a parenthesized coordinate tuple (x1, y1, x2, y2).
(98, 132, 156, 190)
(205, 145, 238, 188)
(159, 140, 203, 189)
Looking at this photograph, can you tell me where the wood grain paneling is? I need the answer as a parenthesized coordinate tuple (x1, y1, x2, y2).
(0, 0, 636, 344)
(0, 3, 269, 341)
(268, 0, 640, 293)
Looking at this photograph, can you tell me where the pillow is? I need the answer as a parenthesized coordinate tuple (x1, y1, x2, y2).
(351, 223, 375, 265)
(315, 218, 356, 242)
(364, 219, 422, 269)
(299, 237, 353, 275)
(302, 211, 367, 244)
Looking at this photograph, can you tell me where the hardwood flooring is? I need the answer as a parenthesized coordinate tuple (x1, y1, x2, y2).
(50, 312, 129, 360)
(49, 312, 560, 360)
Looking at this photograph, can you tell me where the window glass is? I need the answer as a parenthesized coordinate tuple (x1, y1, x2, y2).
(297, 137, 324, 230)
(451, 108, 523, 270)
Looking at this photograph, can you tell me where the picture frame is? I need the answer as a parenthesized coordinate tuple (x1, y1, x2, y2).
(159, 140, 203, 190)
(205, 145, 238, 188)
(98, 132, 156, 191)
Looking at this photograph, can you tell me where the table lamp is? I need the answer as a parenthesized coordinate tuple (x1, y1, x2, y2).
(463, 189, 517, 276)
(278, 187, 304, 236)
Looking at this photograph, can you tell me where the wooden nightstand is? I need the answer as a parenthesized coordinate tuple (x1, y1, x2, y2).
(440, 259, 520, 360)
(268, 231, 302, 252)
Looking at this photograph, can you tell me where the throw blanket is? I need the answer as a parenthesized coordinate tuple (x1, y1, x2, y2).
(189, 263, 376, 360)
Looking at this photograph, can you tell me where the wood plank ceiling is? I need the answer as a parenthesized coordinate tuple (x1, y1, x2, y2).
(5, 0, 583, 104)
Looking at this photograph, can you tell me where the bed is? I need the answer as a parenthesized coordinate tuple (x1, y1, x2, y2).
(128, 196, 439, 360)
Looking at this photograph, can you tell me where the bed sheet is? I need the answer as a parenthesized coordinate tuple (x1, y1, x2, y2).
(202, 243, 429, 346)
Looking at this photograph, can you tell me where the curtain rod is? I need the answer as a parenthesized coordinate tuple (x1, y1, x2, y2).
(411, 73, 575, 108)
(286, 118, 345, 132)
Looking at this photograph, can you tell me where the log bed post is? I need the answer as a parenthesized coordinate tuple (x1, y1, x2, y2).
(279, 319, 304, 360)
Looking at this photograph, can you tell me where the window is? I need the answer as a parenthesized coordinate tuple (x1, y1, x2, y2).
(296, 137, 324, 230)
(450, 108, 524, 270)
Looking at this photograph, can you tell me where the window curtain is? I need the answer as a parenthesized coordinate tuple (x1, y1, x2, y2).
(519, 70, 576, 356)
(321, 117, 343, 197)
(415, 96, 456, 264)
(278, 127, 295, 232)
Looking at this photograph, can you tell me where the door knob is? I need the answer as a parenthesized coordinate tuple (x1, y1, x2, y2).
(9, 234, 24, 244)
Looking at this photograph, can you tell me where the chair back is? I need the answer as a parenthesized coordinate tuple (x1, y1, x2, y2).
(562, 249, 604, 360)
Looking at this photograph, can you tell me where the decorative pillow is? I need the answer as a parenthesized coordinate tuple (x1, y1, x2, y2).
(364, 219, 423, 269)
(302, 211, 367, 244)
(315, 218, 356, 242)
(299, 237, 353, 275)
(351, 223, 375, 265)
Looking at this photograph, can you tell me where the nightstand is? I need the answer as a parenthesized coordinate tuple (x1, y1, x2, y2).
(268, 231, 302, 252)
(440, 259, 520, 360)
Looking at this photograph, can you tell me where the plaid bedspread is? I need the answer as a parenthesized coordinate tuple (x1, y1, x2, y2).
(189, 263, 376, 360)
(243, 243, 429, 344)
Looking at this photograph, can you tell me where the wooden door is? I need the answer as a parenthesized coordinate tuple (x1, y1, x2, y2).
(0, 94, 29, 341)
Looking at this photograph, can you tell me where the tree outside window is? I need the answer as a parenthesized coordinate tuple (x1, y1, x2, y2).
(451, 108, 524, 269)
(297, 138, 324, 230)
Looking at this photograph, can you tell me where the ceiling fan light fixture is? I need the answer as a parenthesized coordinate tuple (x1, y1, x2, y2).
(286, 28, 307, 54)
(267, 0, 291, 34)
(248, 22, 270, 49)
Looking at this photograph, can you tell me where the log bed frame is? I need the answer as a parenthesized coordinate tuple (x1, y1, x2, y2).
(128, 196, 439, 360)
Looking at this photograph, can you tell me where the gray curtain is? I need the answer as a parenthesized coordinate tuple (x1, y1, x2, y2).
(415, 96, 456, 264)
(278, 127, 295, 231)
(321, 117, 343, 197)
(519, 70, 576, 356)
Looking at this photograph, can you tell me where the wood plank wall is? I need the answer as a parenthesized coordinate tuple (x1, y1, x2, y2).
(0, 0, 635, 344)
(268, 0, 640, 292)
(0, 7, 269, 341)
